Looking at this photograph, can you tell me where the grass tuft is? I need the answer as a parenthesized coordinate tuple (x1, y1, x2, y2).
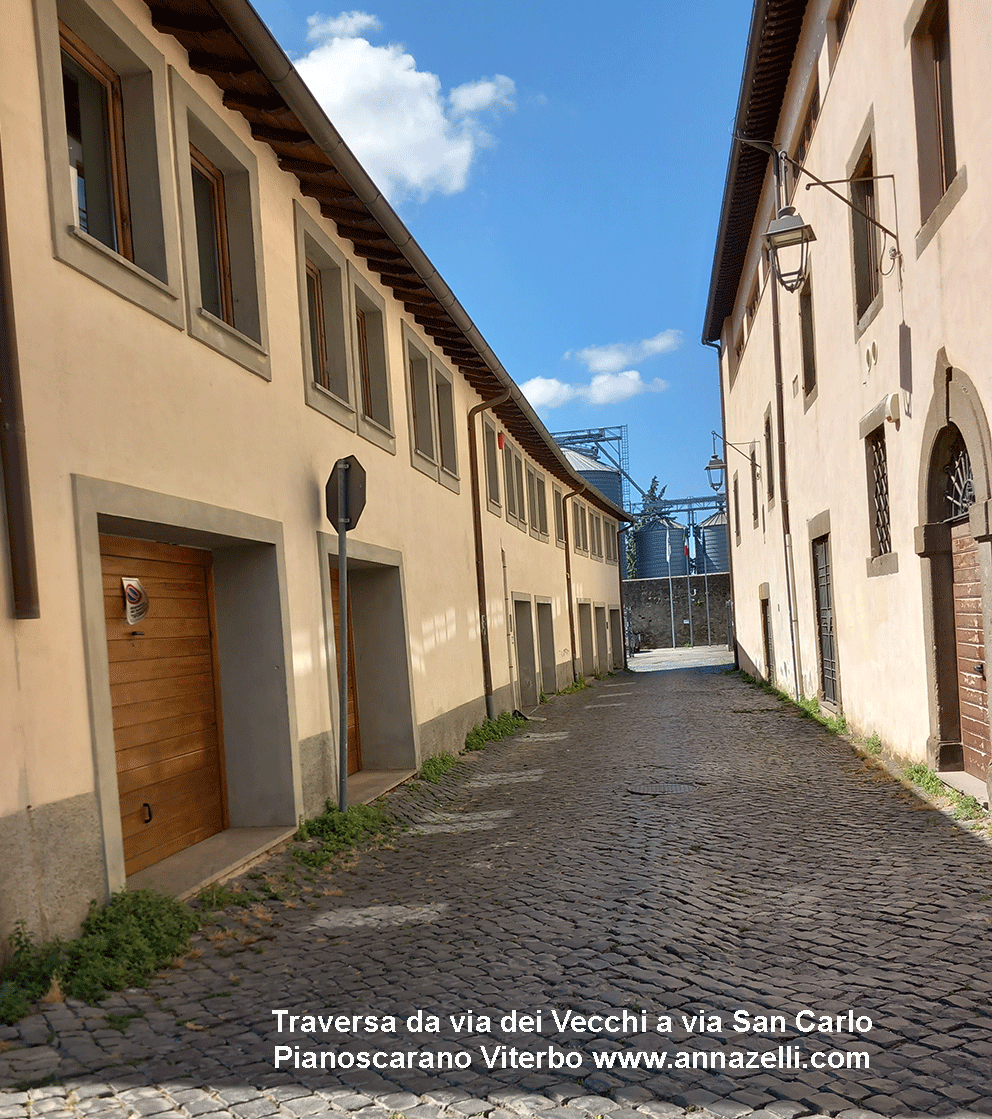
(0, 891, 197, 1024)
(419, 754, 459, 783)
(291, 802, 393, 869)
(464, 710, 527, 752)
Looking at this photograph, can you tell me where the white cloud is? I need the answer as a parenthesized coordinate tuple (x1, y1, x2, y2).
(521, 370, 669, 410)
(295, 12, 516, 202)
(567, 330, 682, 375)
(306, 10, 380, 39)
(449, 76, 515, 116)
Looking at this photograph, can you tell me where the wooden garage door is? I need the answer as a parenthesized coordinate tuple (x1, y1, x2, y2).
(101, 535, 227, 876)
(330, 566, 362, 775)
(951, 520, 991, 780)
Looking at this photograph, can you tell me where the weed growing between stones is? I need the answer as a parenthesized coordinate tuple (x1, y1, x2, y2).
(418, 754, 460, 782)
(556, 675, 589, 695)
(904, 763, 988, 822)
(463, 710, 527, 751)
(0, 891, 198, 1024)
(291, 802, 394, 869)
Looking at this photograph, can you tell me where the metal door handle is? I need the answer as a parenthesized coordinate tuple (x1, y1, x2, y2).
(142, 803, 153, 824)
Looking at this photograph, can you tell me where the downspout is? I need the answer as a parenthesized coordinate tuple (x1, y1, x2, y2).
(468, 388, 510, 720)
(703, 337, 735, 663)
(769, 153, 803, 697)
(0, 133, 39, 619)
(615, 525, 628, 669)
(562, 485, 585, 681)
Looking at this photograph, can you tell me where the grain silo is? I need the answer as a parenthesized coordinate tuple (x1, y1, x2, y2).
(695, 510, 730, 573)
(634, 518, 688, 578)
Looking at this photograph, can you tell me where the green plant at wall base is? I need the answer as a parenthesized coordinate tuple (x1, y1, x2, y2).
(556, 675, 589, 695)
(419, 754, 459, 783)
(904, 763, 947, 797)
(864, 732, 882, 755)
(291, 802, 393, 868)
(463, 711, 527, 751)
(539, 690, 548, 704)
(0, 891, 198, 1024)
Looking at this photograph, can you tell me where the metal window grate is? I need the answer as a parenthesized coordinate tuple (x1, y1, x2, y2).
(869, 429, 891, 555)
(944, 432, 975, 521)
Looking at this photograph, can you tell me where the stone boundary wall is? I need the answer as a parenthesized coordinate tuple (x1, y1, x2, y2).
(624, 573, 731, 649)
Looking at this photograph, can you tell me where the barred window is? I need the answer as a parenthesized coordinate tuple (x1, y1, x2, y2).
(867, 428, 891, 555)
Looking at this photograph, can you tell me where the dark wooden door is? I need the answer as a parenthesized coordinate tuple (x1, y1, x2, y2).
(101, 535, 226, 876)
(813, 536, 837, 705)
(330, 566, 362, 775)
(951, 519, 990, 778)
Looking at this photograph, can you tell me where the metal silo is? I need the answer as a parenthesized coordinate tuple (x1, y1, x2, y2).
(561, 448, 623, 508)
(635, 518, 688, 578)
(695, 511, 729, 573)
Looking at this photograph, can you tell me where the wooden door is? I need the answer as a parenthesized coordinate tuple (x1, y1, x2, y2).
(101, 535, 226, 875)
(330, 566, 362, 775)
(951, 519, 991, 779)
(813, 536, 837, 705)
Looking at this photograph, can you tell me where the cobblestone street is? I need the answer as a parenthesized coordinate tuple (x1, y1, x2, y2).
(3, 661, 992, 1119)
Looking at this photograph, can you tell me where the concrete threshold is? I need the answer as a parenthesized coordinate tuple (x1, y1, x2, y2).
(346, 768, 417, 806)
(938, 768, 990, 809)
(127, 826, 297, 901)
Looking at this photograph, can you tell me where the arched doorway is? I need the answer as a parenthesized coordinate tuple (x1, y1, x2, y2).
(917, 358, 992, 797)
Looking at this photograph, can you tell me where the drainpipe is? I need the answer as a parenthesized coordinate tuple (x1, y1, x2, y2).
(0, 134, 39, 619)
(615, 525, 628, 669)
(703, 338, 735, 662)
(468, 388, 510, 720)
(769, 153, 803, 698)
(562, 485, 585, 681)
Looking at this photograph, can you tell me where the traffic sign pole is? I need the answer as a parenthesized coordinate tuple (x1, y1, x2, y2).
(337, 459, 349, 812)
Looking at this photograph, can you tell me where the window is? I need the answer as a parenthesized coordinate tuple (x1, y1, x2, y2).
(604, 521, 617, 564)
(190, 145, 233, 327)
(553, 486, 565, 545)
(733, 473, 741, 545)
(294, 202, 355, 428)
(172, 74, 268, 376)
(745, 274, 759, 330)
(913, 1, 957, 224)
(60, 23, 130, 259)
(851, 141, 880, 321)
(408, 342, 433, 461)
(590, 514, 603, 559)
(525, 468, 548, 540)
(484, 423, 500, 510)
(503, 441, 525, 528)
(573, 503, 589, 554)
(351, 274, 393, 449)
(866, 428, 891, 557)
(835, 0, 857, 48)
(750, 445, 759, 526)
(799, 277, 817, 402)
(34, 0, 183, 324)
(790, 80, 820, 196)
(403, 327, 457, 487)
(764, 410, 775, 503)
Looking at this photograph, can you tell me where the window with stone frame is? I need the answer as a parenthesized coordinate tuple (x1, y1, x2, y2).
(866, 427, 891, 556)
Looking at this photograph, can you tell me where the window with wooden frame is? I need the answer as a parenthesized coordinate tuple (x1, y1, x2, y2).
(408, 341, 434, 462)
(573, 503, 589, 554)
(851, 141, 880, 321)
(189, 145, 233, 326)
(36, 0, 183, 322)
(503, 442, 517, 520)
(354, 286, 390, 431)
(799, 276, 817, 402)
(912, 0, 957, 224)
(789, 80, 820, 197)
(514, 454, 525, 527)
(435, 370, 456, 477)
(60, 22, 131, 259)
(305, 259, 329, 390)
(502, 440, 525, 527)
(484, 423, 500, 510)
(750, 445, 759, 526)
(834, 0, 857, 51)
(604, 520, 618, 565)
(553, 486, 565, 545)
(525, 468, 549, 540)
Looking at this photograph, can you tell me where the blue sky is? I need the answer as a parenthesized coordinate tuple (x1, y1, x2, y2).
(251, 0, 753, 506)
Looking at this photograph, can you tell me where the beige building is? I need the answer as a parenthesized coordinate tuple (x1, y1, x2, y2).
(704, 0, 992, 802)
(0, 0, 628, 945)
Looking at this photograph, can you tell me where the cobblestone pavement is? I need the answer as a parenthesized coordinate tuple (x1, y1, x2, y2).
(4, 665, 992, 1119)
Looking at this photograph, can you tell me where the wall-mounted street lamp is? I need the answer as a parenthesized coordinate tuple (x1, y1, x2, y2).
(735, 134, 900, 295)
(705, 430, 758, 492)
